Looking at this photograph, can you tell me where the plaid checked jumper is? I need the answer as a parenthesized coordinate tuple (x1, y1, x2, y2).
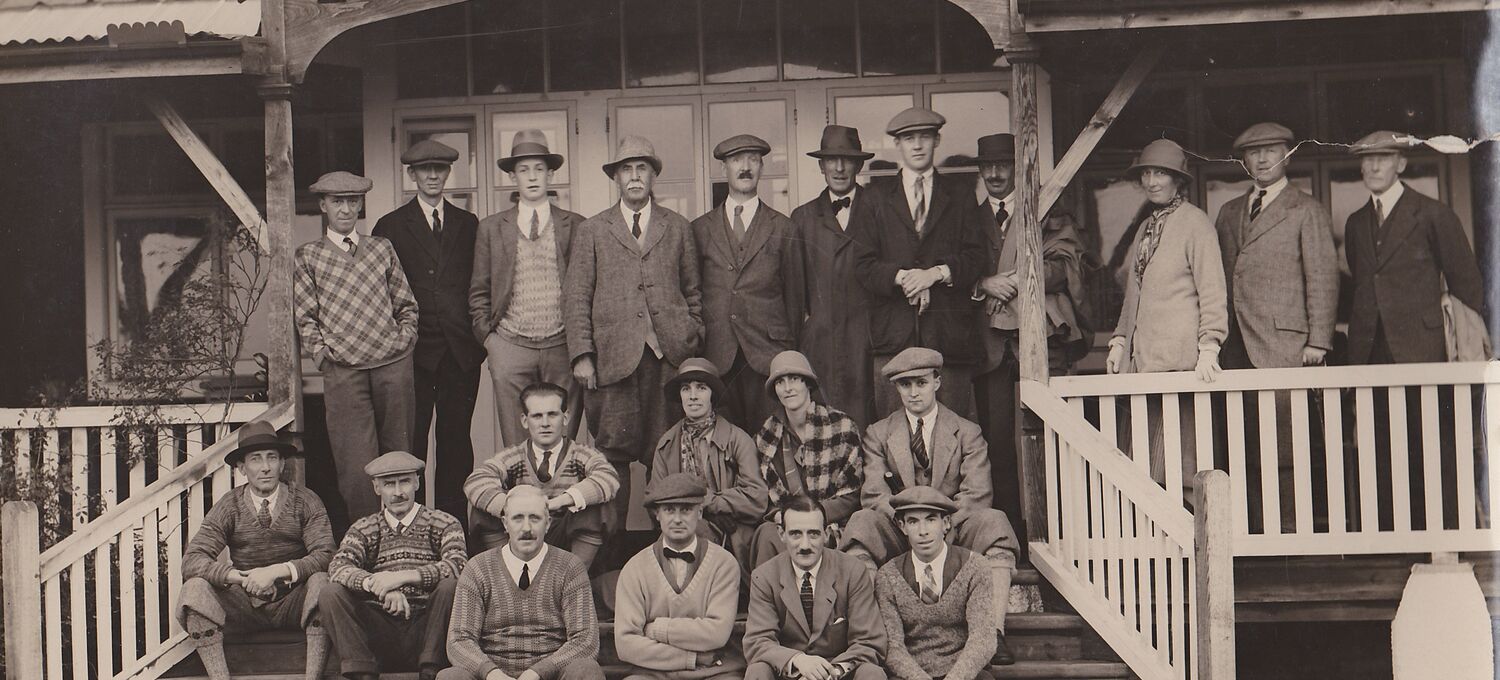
(753, 402, 865, 527)
(293, 235, 418, 370)
(464, 438, 620, 518)
(327, 505, 468, 616)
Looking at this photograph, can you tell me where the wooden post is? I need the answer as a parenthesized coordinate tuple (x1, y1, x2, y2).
(2, 502, 43, 680)
(1194, 470, 1236, 680)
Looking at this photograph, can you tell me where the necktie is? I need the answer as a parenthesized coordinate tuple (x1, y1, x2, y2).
(432, 208, 443, 239)
(664, 547, 697, 563)
(519, 563, 531, 590)
(1374, 197, 1385, 225)
(536, 448, 553, 483)
(920, 564, 940, 604)
(529, 210, 541, 241)
(831, 196, 851, 213)
(732, 205, 746, 245)
(1249, 189, 1266, 221)
(912, 175, 927, 233)
(631, 212, 643, 240)
(800, 572, 815, 625)
(994, 202, 1009, 236)
(257, 498, 272, 528)
(911, 417, 930, 471)
(343, 235, 356, 256)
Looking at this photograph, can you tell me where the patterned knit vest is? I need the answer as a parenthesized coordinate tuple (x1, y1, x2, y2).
(499, 220, 565, 343)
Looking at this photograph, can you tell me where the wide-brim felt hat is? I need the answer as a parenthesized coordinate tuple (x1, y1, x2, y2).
(1126, 139, 1193, 184)
(891, 485, 959, 516)
(974, 133, 1016, 163)
(602, 135, 664, 178)
(401, 139, 460, 166)
(224, 419, 299, 466)
(764, 350, 820, 399)
(665, 357, 726, 405)
(808, 125, 875, 160)
(1232, 122, 1295, 153)
(643, 472, 709, 508)
(498, 129, 565, 173)
(1349, 130, 1414, 155)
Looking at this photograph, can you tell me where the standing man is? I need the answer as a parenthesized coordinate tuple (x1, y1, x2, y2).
(744, 494, 887, 680)
(852, 109, 987, 420)
(320, 451, 468, 680)
(792, 125, 877, 426)
(373, 140, 485, 526)
(693, 134, 805, 432)
(471, 130, 586, 448)
(564, 135, 705, 536)
(295, 171, 418, 522)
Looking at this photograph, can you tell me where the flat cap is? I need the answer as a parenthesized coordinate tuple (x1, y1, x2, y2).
(881, 346, 944, 382)
(364, 450, 425, 478)
(308, 171, 373, 196)
(1233, 123, 1295, 153)
(886, 107, 946, 136)
(401, 139, 460, 166)
(713, 134, 771, 161)
(643, 472, 708, 508)
(890, 485, 959, 516)
(1349, 130, 1414, 155)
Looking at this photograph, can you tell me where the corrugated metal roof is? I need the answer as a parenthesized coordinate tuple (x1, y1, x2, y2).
(0, 0, 260, 46)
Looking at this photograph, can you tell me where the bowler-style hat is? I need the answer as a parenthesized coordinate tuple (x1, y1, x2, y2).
(364, 450, 425, 479)
(224, 420, 299, 466)
(1349, 130, 1414, 156)
(498, 129, 565, 173)
(1232, 123, 1295, 153)
(602, 135, 664, 178)
(665, 357, 726, 405)
(890, 486, 959, 516)
(643, 472, 709, 508)
(974, 133, 1016, 163)
(1126, 139, 1193, 185)
(308, 171, 373, 196)
(808, 125, 874, 160)
(400, 139, 460, 167)
(886, 107, 946, 136)
(713, 134, 771, 161)
(881, 347, 944, 383)
(764, 350, 819, 399)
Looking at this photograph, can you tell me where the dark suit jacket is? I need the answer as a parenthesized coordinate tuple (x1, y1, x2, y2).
(693, 201, 805, 374)
(467, 205, 585, 343)
(851, 172, 987, 365)
(372, 197, 484, 372)
(860, 405, 992, 520)
(1344, 183, 1485, 364)
(744, 549, 886, 671)
(975, 200, 1086, 372)
(564, 202, 704, 385)
(792, 190, 876, 425)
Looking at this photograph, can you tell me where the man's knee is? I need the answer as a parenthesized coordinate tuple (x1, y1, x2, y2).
(317, 581, 359, 614)
(850, 663, 888, 680)
(431, 576, 459, 598)
(744, 660, 778, 680)
(558, 658, 606, 680)
(435, 667, 479, 680)
(177, 577, 226, 632)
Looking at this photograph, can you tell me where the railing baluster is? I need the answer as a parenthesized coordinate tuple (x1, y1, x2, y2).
(1323, 388, 1347, 534)
(1122, 494, 1139, 634)
(1419, 385, 1444, 530)
(70, 430, 88, 533)
(1092, 467, 1107, 600)
(1162, 394, 1184, 508)
(1153, 524, 1169, 660)
(1453, 384, 1477, 532)
(1487, 384, 1500, 529)
(94, 541, 114, 679)
(1171, 543, 1187, 680)
(100, 428, 117, 517)
(143, 504, 162, 649)
(1387, 387, 1411, 533)
(1100, 395, 1118, 451)
(1289, 389, 1314, 536)
(1129, 395, 1150, 474)
(1354, 387, 1379, 532)
(45, 574, 62, 680)
(1046, 426, 1061, 545)
(16, 426, 34, 490)
(1257, 390, 1281, 535)
(118, 521, 138, 670)
(1104, 474, 1121, 610)
(69, 560, 86, 680)
(1225, 392, 1249, 534)
(41, 429, 61, 536)
(1194, 392, 1213, 477)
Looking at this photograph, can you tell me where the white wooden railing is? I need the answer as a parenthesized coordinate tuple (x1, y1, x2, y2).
(3, 402, 294, 680)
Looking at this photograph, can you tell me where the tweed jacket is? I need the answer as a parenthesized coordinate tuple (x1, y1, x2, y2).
(564, 201, 705, 385)
(1214, 185, 1339, 367)
(615, 540, 746, 679)
(860, 405, 992, 520)
(976, 201, 1091, 372)
(1344, 183, 1486, 363)
(692, 201, 805, 374)
(875, 546, 995, 680)
(852, 172, 988, 365)
(752, 403, 865, 526)
(468, 205, 585, 344)
(372, 197, 486, 373)
(293, 235, 418, 370)
(744, 549, 887, 671)
(652, 416, 769, 526)
(1112, 201, 1229, 373)
(791, 189, 876, 425)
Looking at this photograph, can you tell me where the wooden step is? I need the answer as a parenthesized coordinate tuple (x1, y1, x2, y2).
(991, 661, 1131, 679)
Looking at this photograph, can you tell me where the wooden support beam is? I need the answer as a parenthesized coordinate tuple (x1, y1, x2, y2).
(282, 0, 466, 81)
(145, 97, 269, 252)
(1010, 36, 1049, 546)
(261, 0, 305, 443)
(0, 39, 268, 85)
(1195, 470, 1237, 680)
(1022, 0, 1499, 33)
(2, 502, 43, 680)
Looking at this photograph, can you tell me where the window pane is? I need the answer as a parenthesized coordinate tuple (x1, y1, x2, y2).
(860, 0, 935, 76)
(394, 4, 469, 99)
(930, 90, 1009, 170)
(549, 0, 621, 92)
(833, 93, 914, 173)
(491, 110, 570, 188)
(707, 100, 788, 179)
(472, 1, 545, 95)
(616, 104, 697, 182)
(1202, 170, 1314, 227)
(938, 1, 997, 73)
(1324, 74, 1440, 142)
(712, 177, 790, 214)
(1201, 81, 1312, 156)
(624, 0, 699, 87)
(650, 181, 699, 217)
(113, 215, 214, 345)
(703, 0, 776, 83)
(403, 118, 477, 191)
(110, 133, 212, 197)
(782, 0, 856, 80)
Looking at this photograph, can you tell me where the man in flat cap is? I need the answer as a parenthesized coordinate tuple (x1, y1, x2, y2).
(295, 171, 419, 525)
(441, 486, 603, 680)
(471, 130, 587, 450)
(564, 135, 705, 546)
(373, 139, 485, 528)
(744, 493, 887, 680)
(875, 487, 997, 680)
(651, 358, 768, 564)
(792, 125, 877, 427)
(840, 348, 1019, 665)
(852, 108, 987, 421)
(178, 421, 335, 680)
(615, 473, 746, 680)
(320, 451, 469, 680)
(465, 381, 619, 569)
(693, 134, 805, 433)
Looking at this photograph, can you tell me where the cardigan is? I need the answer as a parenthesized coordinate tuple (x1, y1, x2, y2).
(875, 547, 995, 680)
(182, 483, 335, 588)
(615, 540, 746, 679)
(327, 505, 468, 615)
(446, 547, 598, 680)
(465, 438, 621, 518)
(1112, 201, 1229, 373)
(293, 235, 418, 370)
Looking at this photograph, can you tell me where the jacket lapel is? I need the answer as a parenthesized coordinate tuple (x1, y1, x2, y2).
(605, 204, 644, 255)
(919, 172, 954, 241)
(930, 407, 961, 482)
(704, 207, 737, 264)
(886, 415, 917, 488)
(809, 561, 837, 639)
(884, 178, 918, 235)
(553, 210, 576, 261)
(899, 552, 920, 596)
(941, 546, 966, 592)
(641, 203, 671, 256)
(1375, 186, 1421, 268)
(738, 205, 776, 268)
(1240, 188, 1293, 249)
(780, 563, 812, 635)
(816, 189, 859, 254)
(404, 198, 441, 264)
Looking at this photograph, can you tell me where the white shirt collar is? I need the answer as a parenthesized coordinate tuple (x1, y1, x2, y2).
(518, 201, 553, 236)
(501, 543, 550, 586)
(326, 229, 360, 251)
(725, 194, 761, 226)
(830, 187, 857, 229)
(793, 555, 823, 588)
(418, 195, 445, 230)
(904, 407, 938, 456)
(991, 192, 1014, 218)
(901, 167, 936, 194)
(912, 544, 950, 593)
(1372, 181, 1404, 210)
(384, 504, 421, 530)
(248, 486, 280, 514)
(620, 200, 653, 239)
(1250, 177, 1289, 212)
(664, 537, 698, 558)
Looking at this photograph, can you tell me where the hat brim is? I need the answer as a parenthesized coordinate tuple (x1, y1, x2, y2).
(498, 154, 565, 173)
(887, 125, 942, 137)
(666, 370, 726, 405)
(603, 155, 663, 178)
(886, 367, 940, 383)
(895, 502, 957, 516)
(807, 149, 875, 161)
(643, 495, 708, 509)
(713, 147, 771, 162)
(764, 371, 819, 399)
(972, 154, 1015, 164)
(1232, 139, 1294, 153)
(224, 441, 299, 466)
(1126, 163, 1193, 185)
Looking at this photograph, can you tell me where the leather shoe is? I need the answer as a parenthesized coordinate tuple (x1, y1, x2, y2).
(991, 631, 1016, 665)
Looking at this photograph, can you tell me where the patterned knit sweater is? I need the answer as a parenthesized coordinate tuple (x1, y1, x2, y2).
(875, 547, 995, 680)
(447, 547, 598, 680)
(465, 438, 620, 519)
(183, 484, 335, 588)
(293, 235, 419, 370)
(497, 218, 566, 345)
(328, 505, 468, 615)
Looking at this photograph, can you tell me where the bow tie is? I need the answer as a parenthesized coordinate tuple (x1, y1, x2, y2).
(664, 547, 697, 563)
(831, 196, 851, 213)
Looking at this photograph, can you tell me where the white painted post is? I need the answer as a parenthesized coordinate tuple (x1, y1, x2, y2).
(1392, 558, 1493, 680)
(1194, 470, 1235, 680)
(3, 502, 44, 680)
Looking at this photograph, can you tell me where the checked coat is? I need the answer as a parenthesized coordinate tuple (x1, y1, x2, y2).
(751, 403, 865, 527)
(293, 235, 418, 370)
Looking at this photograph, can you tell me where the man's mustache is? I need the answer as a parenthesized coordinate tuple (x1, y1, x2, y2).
(737, 171, 753, 179)
(518, 532, 537, 540)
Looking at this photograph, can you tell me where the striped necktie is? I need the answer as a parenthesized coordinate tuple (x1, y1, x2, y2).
(1249, 188, 1266, 222)
(800, 572, 815, 626)
(912, 175, 927, 233)
(910, 417, 930, 471)
(343, 236, 356, 257)
(920, 564, 940, 604)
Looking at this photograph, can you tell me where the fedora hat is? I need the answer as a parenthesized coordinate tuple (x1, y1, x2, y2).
(763, 350, 819, 399)
(974, 133, 1015, 163)
(665, 357, 726, 405)
(602, 135, 664, 178)
(498, 129, 565, 173)
(808, 125, 875, 161)
(224, 420, 299, 466)
(1126, 139, 1193, 184)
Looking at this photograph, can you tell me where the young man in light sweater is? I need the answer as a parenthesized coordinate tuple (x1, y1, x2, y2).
(441, 486, 602, 680)
(465, 382, 619, 566)
(616, 473, 746, 680)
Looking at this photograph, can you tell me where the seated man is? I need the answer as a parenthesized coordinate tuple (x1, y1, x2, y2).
(652, 358, 769, 563)
(177, 420, 336, 680)
(839, 348, 1019, 665)
(744, 494, 887, 680)
(321, 451, 469, 680)
(875, 487, 997, 680)
(466, 382, 620, 566)
(750, 351, 866, 567)
(616, 473, 746, 680)
(441, 486, 603, 680)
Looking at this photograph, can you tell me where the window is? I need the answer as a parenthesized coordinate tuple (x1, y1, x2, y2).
(613, 101, 702, 216)
(703, 0, 778, 84)
(623, 0, 699, 87)
(832, 91, 916, 175)
(1322, 73, 1442, 143)
(1201, 81, 1315, 156)
(471, 1, 546, 95)
(394, 4, 469, 100)
(782, 0, 857, 80)
(491, 109, 574, 210)
(401, 116, 478, 211)
(707, 98, 793, 213)
(110, 210, 220, 349)
(859, 0, 936, 76)
(548, 0, 622, 91)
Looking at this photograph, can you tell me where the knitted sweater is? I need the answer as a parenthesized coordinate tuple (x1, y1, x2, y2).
(615, 541, 746, 679)
(875, 547, 995, 680)
(465, 439, 620, 519)
(447, 547, 598, 680)
(328, 505, 468, 615)
(497, 218, 566, 344)
(183, 484, 335, 588)
(294, 235, 419, 369)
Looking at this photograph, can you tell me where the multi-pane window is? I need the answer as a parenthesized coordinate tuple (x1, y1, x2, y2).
(401, 117, 478, 212)
(491, 110, 574, 210)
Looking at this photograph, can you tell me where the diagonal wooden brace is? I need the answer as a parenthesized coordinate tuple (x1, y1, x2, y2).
(145, 97, 270, 252)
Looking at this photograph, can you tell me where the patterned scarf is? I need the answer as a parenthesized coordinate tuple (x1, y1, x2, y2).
(1133, 195, 1183, 281)
(680, 412, 717, 479)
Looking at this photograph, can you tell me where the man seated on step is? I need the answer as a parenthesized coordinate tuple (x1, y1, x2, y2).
(465, 382, 619, 566)
(441, 486, 603, 680)
(744, 493, 887, 680)
(838, 347, 1019, 666)
(875, 487, 997, 680)
(320, 450, 469, 680)
(616, 473, 747, 680)
(177, 420, 336, 680)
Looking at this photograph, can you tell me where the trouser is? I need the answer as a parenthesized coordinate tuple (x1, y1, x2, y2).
(872, 355, 975, 422)
(696, 512, 757, 568)
(745, 661, 886, 680)
(324, 353, 416, 522)
(438, 659, 605, 680)
(318, 578, 456, 677)
(587, 348, 681, 534)
(722, 351, 774, 435)
(414, 349, 481, 528)
(177, 573, 327, 632)
(748, 519, 844, 569)
(472, 501, 607, 554)
(974, 354, 1021, 531)
(484, 332, 573, 449)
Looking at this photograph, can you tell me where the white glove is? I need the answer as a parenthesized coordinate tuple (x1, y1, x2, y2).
(1195, 347, 1222, 383)
(1106, 339, 1126, 374)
